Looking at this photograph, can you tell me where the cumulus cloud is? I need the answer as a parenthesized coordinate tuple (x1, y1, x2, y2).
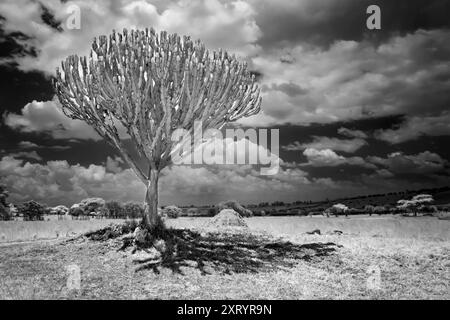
(242, 29, 450, 126)
(0, 155, 145, 205)
(337, 127, 368, 139)
(1, 0, 449, 203)
(300, 148, 449, 175)
(374, 112, 450, 144)
(2, 151, 42, 161)
(301, 148, 376, 169)
(1, 0, 449, 135)
(251, 0, 450, 49)
(3, 0, 449, 135)
(0, 153, 311, 206)
(367, 151, 447, 174)
(283, 136, 367, 153)
(17, 141, 40, 149)
(265, 82, 308, 97)
(0, 0, 261, 74)
(4, 100, 100, 140)
(2, 150, 447, 206)
(374, 169, 394, 178)
(105, 156, 124, 174)
(177, 136, 281, 172)
(18, 140, 71, 150)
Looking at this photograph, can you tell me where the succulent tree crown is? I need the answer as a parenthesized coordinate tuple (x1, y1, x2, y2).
(54, 28, 261, 181)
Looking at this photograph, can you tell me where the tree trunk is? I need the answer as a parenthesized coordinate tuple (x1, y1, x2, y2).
(143, 169, 159, 227)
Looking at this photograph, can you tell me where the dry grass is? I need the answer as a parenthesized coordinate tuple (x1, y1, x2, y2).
(0, 219, 127, 243)
(171, 215, 450, 240)
(2, 215, 449, 243)
(0, 215, 449, 299)
(0, 216, 449, 299)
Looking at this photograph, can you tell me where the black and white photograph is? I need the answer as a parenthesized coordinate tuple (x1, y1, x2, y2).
(0, 0, 449, 303)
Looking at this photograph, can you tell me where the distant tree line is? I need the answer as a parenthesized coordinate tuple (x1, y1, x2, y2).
(1, 183, 449, 221)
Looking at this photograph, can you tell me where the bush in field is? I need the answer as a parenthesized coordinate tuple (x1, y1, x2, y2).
(0, 184, 11, 221)
(364, 205, 375, 216)
(397, 194, 434, 216)
(105, 201, 123, 218)
(207, 208, 216, 217)
(79, 197, 106, 215)
(162, 205, 182, 219)
(69, 203, 84, 217)
(389, 207, 402, 214)
(216, 200, 253, 217)
(0, 203, 11, 221)
(373, 205, 386, 215)
(9, 204, 18, 217)
(294, 209, 307, 216)
(19, 200, 46, 221)
(325, 203, 349, 217)
(50, 205, 69, 215)
(348, 208, 364, 215)
(0, 184, 8, 206)
(421, 205, 438, 213)
(420, 205, 438, 216)
(123, 202, 144, 219)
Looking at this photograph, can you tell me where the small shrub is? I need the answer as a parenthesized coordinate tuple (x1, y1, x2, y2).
(419, 205, 438, 213)
(0, 184, 8, 206)
(79, 197, 106, 215)
(162, 205, 182, 219)
(69, 204, 84, 217)
(373, 205, 386, 215)
(50, 205, 69, 215)
(326, 203, 349, 217)
(364, 205, 375, 215)
(348, 208, 364, 215)
(0, 184, 12, 221)
(0, 203, 12, 221)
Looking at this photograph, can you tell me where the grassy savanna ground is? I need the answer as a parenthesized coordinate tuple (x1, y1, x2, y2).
(0, 219, 126, 243)
(0, 216, 449, 299)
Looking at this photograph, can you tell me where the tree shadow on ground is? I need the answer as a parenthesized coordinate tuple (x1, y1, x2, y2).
(132, 229, 342, 275)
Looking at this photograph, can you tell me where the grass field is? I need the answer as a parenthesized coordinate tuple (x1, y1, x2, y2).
(2, 215, 449, 243)
(0, 216, 449, 299)
(0, 219, 127, 243)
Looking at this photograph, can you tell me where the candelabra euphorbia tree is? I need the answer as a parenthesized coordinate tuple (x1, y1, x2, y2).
(54, 28, 261, 228)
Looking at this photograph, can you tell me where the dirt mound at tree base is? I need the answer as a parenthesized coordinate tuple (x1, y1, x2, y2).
(206, 209, 248, 230)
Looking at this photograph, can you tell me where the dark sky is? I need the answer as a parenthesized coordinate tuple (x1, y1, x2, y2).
(0, 0, 449, 206)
